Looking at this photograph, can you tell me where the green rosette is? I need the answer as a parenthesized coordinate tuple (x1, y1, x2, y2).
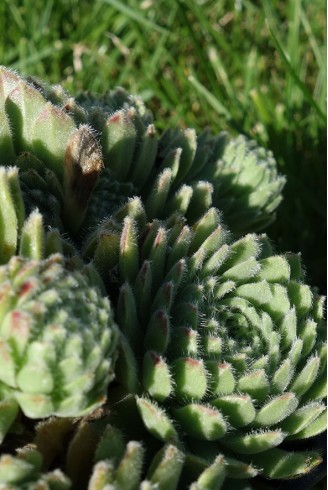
(0, 66, 103, 234)
(0, 253, 119, 419)
(83, 201, 326, 486)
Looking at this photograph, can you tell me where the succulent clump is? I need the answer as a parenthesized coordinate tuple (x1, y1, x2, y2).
(0, 66, 285, 239)
(0, 254, 118, 418)
(0, 66, 325, 489)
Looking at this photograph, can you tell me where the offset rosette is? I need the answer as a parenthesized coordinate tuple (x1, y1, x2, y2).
(88, 114, 285, 232)
(84, 202, 326, 484)
(26, 82, 155, 228)
(157, 128, 286, 233)
(0, 66, 103, 234)
(78, 89, 285, 234)
(0, 253, 118, 418)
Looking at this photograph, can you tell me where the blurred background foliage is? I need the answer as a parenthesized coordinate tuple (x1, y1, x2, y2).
(0, 0, 326, 292)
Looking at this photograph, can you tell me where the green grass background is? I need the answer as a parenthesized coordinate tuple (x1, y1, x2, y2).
(0, 0, 326, 292)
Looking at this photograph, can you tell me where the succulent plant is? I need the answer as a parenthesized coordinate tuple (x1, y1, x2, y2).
(76, 91, 286, 232)
(0, 66, 285, 238)
(83, 201, 326, 485)
(0, 66, 104, 235)
(0, 253, 118, 418)
(0, 66, 325, 488)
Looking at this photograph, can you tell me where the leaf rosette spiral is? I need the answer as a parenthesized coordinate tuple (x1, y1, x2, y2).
(0, 66, 104, 235)
(84, 201, 326, 483)
(0, 254, 118, 418)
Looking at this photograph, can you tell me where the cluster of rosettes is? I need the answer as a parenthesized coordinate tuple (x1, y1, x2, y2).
(0, 66, 325, 489)
(0, 65, 285, 238)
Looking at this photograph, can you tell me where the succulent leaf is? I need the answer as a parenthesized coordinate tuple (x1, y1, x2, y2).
(0, 448, 70, 489)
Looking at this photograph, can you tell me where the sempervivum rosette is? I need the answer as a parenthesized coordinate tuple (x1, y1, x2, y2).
(78, 99, 284, 233)
(187, 130, 286, 233)
(0, 66, 103, 235)
(0, 253, 119, 418)
(76, 89, 286, 234)
(83, 201, 326, 486)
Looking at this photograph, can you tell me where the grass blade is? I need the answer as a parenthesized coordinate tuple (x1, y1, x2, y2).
(266, 20, 326, 122)
(188, 74, 232, 120)
(97, 0, 170, 35)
